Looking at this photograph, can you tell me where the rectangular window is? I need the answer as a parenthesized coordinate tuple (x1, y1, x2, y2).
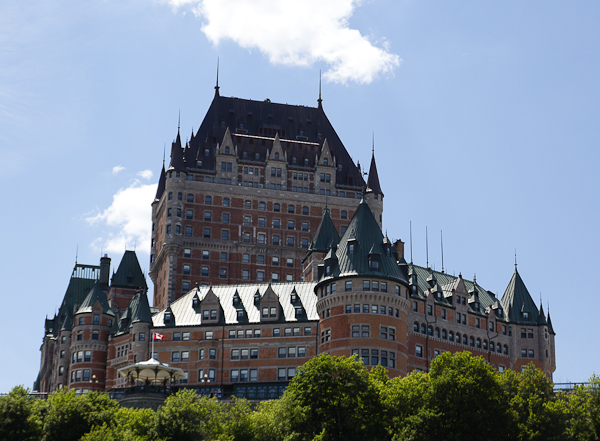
(416, 345, 423, 357)
(363, 280, 370, 291)
(182, 332, 190, 341)
(171, 352, 180, 362)
(173, 332, 181, 341)
(278, 348, 286, 358)
(181, 351, 190, 361)
(361, 325, 370, 338)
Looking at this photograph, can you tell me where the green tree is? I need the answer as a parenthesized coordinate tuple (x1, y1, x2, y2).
(0, 386, 44, 441)
(281, 353, 386, 441)
(500, 364, 567, 441)
(81, 407, 155, 441)
(384, 352, 516, 441)
(42, 389, 120, 441)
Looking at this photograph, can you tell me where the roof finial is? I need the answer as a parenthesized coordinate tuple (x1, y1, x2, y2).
(163, 143, 166, 167)
(440, 229, 444, 274)
(515, 248, 517, 269)
(215, 58, 220, 95)
(426, 225, 429, 269)
(410, 220, 413, 264)
(372, 132, 375, 155)
(178, 109, 180, 131)
(474, 273, 477, 284)
(318, 70, 322, 108)
(75, 245, 78, 264)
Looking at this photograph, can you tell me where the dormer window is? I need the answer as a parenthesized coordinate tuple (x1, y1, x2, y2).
(237, 310, 245, 320)
(233, 297, 240, 306)
(192, 298, 199, 308)
(291, 292, 298, 303)
(225, 146, 230, 154)
(295, 307, 303, 317)
(522, 311, 529, 320)
(323, 158, 328, 166)
(326, 265, 331, 276)
(274, 152, 279, 160)
(348, 243, 355, 255)
(164, 313, 172, 323)
(370, 260, 380, 271)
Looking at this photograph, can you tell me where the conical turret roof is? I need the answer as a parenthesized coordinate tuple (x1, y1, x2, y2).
(77, 282, 114, 315)
(367, 152, 383, 195)
(309, 208, 340, 253)
(129, 290, 153, 325)
(328, 196, 407, 283)
(500, 268, 539, 323)
(154, 164, 166, 201)
(168, 130, 186, 171)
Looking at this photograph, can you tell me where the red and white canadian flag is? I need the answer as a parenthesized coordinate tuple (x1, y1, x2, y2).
(153, 333, 165, 341)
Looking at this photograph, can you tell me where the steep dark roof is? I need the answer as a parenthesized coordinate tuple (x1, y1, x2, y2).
(500, 269, 540, 324)
(309, 209, 340, 253)
(77, 282, 114, 316)
(408, 264, 503, 317)
(547, 312, 555, 334)
(57, 264, 101, 331)
(183, 92, 365, 188)
(154, 164, 166, 201)
(168, 130, 186, 171)
(111, 251, 148, 290)
(367, 152, 383, 195)
(327, 196, 407, 283)
(129, 290, 153, 325)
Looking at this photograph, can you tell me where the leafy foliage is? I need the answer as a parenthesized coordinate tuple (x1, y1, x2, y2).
(10, 353, 600, 441)
(0, 386, 44, 441)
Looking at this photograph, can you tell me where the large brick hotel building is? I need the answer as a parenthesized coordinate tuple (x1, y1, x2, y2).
(36, 85, 556, 397)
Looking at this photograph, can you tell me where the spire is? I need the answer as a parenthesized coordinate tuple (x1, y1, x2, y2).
(77, 282, 114, 316)
(215, 58, 220, 96)
(129, 289, 153, 325)
(366, 147, 383, 195)
(317, 70, 322, 109)
(169, 125, 186, 171)
(309, 207, 340, 253)
(500, 267, 539, 323)
(155, 162, 166, 201)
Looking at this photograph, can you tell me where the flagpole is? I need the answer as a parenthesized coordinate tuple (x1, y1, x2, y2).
(152, 333, 154, 360)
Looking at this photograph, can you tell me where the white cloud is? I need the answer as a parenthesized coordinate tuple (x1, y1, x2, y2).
(86, 179, 157, 256)
(137, 169, 153, 180)
(112, 165, 125, 174)
(166, 0, 401, 84)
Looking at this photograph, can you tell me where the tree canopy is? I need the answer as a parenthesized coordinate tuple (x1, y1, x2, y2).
(2, 352, 596, 441)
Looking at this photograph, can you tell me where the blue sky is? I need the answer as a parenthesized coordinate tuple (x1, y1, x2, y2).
(1, 0, 599, 392)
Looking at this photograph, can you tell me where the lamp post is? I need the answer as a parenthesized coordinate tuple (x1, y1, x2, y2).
(89, 374, 99, 392)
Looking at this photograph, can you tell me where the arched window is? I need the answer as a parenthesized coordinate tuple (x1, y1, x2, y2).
(421, 323, 426, 334)
(434, 328, 440, 338)
(497, 343, 502, 353)
(483, 340, 488, 350)
(414, 322, 419, 332)
(427, 326, 433, 336)
(442, 329, 447, 340)
(469, 336, 475, 347)
(168, 192, 173, 200)
(455, 333, 460, 343)
(274, 152, 279, 160)
(503, 345, 508, 355)
(463, 335, 468, 345)
(476, 338, 481, 348)
(449, 331, 454, 341)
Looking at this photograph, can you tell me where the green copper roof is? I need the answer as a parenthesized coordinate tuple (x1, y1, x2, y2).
(327, 197, 407, 283)
(500, 269, 539, 324)
(309, 209, 340, 253)
(129, 290, 153, 325)
(77, 282, 114, 316)
(547, 312, 555, 334)
(111, 251, 147, 290)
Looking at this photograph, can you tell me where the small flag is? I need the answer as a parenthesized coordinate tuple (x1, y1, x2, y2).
(153, 333, 165, 341)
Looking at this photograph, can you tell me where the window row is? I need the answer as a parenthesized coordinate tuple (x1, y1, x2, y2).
(277, 346, 307, 358)
(231, 348, 259, 360)
(352, 349, 396, 368)
(71, 350, 92, 364)
(413, 323, 509, 354)
(70, 369, 92, 383)
(231, 369, 258, 382)
(74, 330, 100, 341)
(228, 329, 262, 338)
(342, 280, 401, 295)
(344, 304, 400, 318)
